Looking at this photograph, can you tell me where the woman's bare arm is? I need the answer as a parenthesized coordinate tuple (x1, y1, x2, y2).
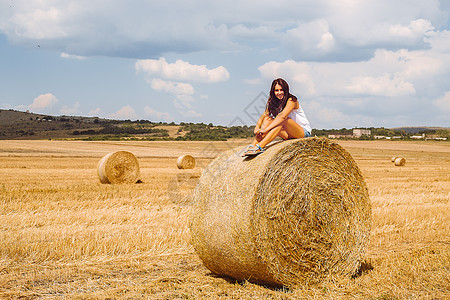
(259, 99, 297, 133)
(254, 110, 270, 134)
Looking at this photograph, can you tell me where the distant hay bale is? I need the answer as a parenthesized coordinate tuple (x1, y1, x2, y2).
(190, 137, 371, 287)
(391, 156, 397, 162)
(97, 151, 140, 184)
(394, 157, 406, 166)
(177, 155, 196, 169)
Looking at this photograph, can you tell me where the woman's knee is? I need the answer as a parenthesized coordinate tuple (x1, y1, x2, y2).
(278, 130, 289, 140)
(261, 116, 274, 129)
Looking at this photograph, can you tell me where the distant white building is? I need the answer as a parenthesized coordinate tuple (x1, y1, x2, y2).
(328, 134, 352, 139)
(425, 136, 448, 141)
(411, 134, 425, 139)
(353, 129, 371, 137)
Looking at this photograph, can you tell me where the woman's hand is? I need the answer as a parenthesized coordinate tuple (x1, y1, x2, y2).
(256, 128, 268, 137)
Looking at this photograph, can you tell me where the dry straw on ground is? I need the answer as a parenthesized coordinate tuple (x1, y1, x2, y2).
(394, 157, 406, 166)
(97, 151, 140, 184)
(177, 155, 196, 169)
(191, 137, 371, 287)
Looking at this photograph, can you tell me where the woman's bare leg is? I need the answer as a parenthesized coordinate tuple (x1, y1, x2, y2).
(258, 118, 304, 148)
(251, 116, 273, 146)
(282, 118, 304, 139)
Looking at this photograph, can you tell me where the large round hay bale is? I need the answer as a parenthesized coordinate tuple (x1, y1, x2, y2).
(190, 137, 371, 287)
(177, 154, 196, 169)
(394, 157, 406, 166)
(391, 156, 397, 162)
(97, 151, 140, 184)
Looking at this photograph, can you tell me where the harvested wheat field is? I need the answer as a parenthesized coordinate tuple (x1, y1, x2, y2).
(0, 139, 448, 299)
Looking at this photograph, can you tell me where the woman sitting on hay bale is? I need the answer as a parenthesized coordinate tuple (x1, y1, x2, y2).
(243, 78, 312, 157)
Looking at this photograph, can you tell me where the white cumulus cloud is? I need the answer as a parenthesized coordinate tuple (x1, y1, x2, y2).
(388, 19, 434, 39)
(136, 58, 229, 83)
(61, 52, 87, 60)
(285, 19, 336, 59)
(174, 94, 196, 110)
(136, 58, 218, 119)
(109, 105, 140, 120)
(6, 7, 67, 40)
(347, 74, 416, 96)
(29, 93, 59, 111)
(150, 79, 194, 95)
(88, 108, 101, 116)
(180, 110, 203, 118)
(60, 101, 80, 115)
(144, 107, 173, 122)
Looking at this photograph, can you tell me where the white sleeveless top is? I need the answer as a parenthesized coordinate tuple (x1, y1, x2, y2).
(288, 104, 312, 133)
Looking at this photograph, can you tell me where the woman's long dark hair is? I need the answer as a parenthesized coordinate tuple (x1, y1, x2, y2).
(267, 78, 297, 118)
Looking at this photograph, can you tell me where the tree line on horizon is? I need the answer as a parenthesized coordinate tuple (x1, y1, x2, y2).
(1, 109, 447, 140)
(74, 120, 449, 141)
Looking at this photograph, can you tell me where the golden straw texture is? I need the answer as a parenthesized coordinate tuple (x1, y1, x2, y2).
(97, 151, 140, 184)
(394, 157, 406, 166)
(190, 137, 371, 287)
(177, 155, 196, 169)
(391, 156, 397, 162)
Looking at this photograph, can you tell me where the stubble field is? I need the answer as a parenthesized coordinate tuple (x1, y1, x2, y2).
(0, 139, 449, 299)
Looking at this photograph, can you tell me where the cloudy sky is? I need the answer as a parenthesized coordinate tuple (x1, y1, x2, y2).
(0, 0, 449, 129)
